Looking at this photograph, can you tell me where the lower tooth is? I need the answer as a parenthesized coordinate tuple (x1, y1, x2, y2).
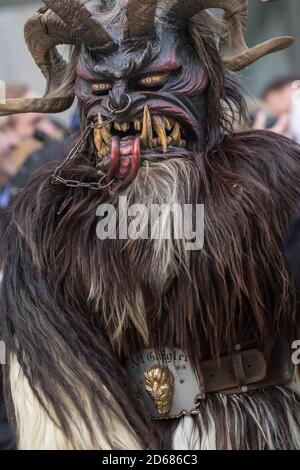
(102, 126, 111, 145)
(171, 122, 181, 144)
(121, 123, 129, 131)
(134, 120, 141, 131)
(94, 128, 103, 156)
(100, 144, 108, 156)
(163, 117, 172, 131)
(153, 116, 168, 153)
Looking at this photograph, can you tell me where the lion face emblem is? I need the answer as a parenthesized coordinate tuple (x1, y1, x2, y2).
(144, 365, 174, 416)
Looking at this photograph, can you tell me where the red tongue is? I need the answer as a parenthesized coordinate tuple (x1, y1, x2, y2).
(109, 135, 141, 183)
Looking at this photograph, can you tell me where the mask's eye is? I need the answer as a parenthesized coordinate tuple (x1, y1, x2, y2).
(91, 82, 113, 95)
(136, 72, 169, 89)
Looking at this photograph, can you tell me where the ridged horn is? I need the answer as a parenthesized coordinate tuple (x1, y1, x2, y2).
(43, 0, 114, 47)
(0, 8, 77, 116)
(164, 0, 294, 71)
(125, 0, 159, 39)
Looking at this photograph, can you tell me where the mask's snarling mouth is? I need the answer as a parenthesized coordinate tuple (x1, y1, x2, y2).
(93, 105, 192, 190)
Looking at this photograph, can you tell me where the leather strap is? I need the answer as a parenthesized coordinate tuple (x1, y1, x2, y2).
(202, 348, 267, 394)
(231, 345, 246, 389)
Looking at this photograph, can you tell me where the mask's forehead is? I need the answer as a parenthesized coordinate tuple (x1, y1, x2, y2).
(78, 28, 187, 81)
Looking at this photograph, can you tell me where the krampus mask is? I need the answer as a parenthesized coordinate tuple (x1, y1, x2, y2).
(0, 0, 292, 192)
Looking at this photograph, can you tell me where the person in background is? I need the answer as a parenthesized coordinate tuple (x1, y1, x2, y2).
(0, 85, 67, 213)
(9, 86, 64, 142)
(6, 85, 65, 174)
(263, 76, 300, 118)
(252, 75, 300, 142)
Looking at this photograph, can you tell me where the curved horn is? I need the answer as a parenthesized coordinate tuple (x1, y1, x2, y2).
(164, 0, 294, 71)
(0, 8, 77, 116)
(125, 0, 159, 39)
(0, 95, 74, 117)
(43, 0, 114, 47)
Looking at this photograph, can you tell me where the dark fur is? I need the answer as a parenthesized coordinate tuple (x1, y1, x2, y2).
(1, 129, 299, 448)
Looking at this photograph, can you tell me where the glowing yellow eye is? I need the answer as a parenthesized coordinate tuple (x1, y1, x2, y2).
(91, 82, 113, 93)
(138, 73, 169, 87)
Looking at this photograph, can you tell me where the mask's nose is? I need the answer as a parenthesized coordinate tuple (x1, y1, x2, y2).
(107, 81, 131, 116)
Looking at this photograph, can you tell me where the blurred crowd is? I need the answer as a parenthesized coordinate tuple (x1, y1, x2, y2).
(250, 75, 300, 141)
(0, 84, 74, 218)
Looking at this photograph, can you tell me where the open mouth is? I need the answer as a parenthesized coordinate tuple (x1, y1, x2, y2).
(93, 105, 191, 189)
(94, 105, 189, 155)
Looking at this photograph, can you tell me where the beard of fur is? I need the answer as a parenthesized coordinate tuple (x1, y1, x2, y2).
(89, 157, 195, 351)
(86, 136, 299, 368)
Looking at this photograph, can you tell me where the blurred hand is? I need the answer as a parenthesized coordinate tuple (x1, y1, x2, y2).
(12, 114, 63, 141)
(35, 118, 64, 141)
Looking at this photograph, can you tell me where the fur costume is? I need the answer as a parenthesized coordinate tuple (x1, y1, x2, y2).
(0, 0, 300, 450)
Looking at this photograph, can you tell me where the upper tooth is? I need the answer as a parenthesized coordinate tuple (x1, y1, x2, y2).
(171, 122, 181, 144)
(153, 116, 168, 153)
(114, 122, 122, 131)
(141, 105, 154, 149)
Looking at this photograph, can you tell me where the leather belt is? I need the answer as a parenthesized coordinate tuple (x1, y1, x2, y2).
(126, 342, 294, 420)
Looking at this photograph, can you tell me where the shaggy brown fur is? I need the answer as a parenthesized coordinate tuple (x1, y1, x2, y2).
(1, 128, 300, 448)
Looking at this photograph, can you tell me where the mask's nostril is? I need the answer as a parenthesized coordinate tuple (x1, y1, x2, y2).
(107, 93, 132, 115)
(107, 80, 131, 113)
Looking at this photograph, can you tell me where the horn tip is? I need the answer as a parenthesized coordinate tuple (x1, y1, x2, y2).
(225, 35, 295, 72)
(277, 35, 295, 47)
